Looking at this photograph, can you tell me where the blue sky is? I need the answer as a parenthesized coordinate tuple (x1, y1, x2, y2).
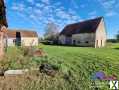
(5, 0, 119, 38)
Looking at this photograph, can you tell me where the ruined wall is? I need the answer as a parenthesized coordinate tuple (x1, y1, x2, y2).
(0, 26, 7, 56)
(0, 0, 8, 57)
(0, 0, 8, 27)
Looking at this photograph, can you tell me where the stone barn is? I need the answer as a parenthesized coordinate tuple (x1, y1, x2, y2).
(0, 0, 8, 57)
(59, 17, 107, 48)
(7, 30, 38, 46)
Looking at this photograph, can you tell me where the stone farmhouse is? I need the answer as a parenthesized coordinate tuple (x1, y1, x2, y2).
(59, 17, 107, 48)
(7, 29, 38, 46)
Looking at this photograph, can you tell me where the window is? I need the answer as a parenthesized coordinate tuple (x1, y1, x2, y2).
(73, 40, 76, 45)
(13, 39, 16, 43)
(85, 41, 89, 43)
(78, 41, 80, 44)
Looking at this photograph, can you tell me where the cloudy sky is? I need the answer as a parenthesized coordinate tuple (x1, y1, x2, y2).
(5, 0, 119, 38)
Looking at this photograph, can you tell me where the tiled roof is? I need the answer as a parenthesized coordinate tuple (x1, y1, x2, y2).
(60, 17, 103, 36)
(7, 29, 38, 38)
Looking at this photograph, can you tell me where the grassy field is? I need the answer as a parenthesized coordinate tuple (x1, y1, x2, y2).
(0, 43, 119, 90)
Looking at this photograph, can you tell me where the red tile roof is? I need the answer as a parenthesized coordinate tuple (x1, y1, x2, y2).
(7, 29, 38, 38)
(60, 17, 103, 36)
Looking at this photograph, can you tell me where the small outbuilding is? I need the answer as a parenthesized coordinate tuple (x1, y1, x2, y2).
(7, 29, 38, 46)
(59, 17, 107, 48)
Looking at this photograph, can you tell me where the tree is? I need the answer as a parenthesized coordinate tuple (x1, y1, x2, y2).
(44, 22, 59, 44)
(117, 35, 119, 41)
(116, 31, 119, 41)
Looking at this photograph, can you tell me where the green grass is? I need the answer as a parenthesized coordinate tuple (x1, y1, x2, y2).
(42, 44, 119, 90)
(0, 43, 119, 90)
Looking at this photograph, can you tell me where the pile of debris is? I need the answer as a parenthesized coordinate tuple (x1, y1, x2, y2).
(23, 47, 47, 57)
(0, 63, 58, 77)
(39, 63, 59, 77)
(33, 48, 47, 57)
(0, 69, 28, 77)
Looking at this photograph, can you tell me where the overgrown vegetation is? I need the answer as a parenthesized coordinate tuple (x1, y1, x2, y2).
(0, 43, 119, 90)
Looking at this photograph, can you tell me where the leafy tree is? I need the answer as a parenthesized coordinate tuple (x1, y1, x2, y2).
(116, 31, 119, 41)
(117, 35, 119, 41)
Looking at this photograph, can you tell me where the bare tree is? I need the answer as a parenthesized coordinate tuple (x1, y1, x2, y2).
(44, 22, 59, 44)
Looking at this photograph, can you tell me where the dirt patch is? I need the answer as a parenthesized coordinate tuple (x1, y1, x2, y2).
(33, 49, 47, 57)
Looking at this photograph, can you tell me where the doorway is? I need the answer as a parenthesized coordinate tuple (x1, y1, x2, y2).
(16, 32, 21, 46)
(73, 40, 76, 45)
(96, 40, 98, 48)
(65, 37, 72, 45)
(101, 40, 103, 47)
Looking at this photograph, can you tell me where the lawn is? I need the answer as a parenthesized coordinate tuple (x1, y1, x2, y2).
(0, 43, 119, 90)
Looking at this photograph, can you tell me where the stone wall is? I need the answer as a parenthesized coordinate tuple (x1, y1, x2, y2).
(95, 19, 106, 48)
(59, 18, 107, 48)
(72, 33, 95, 46)
(7, 38, 16, 46)
(21, 37, 38, 46)
(0, 26, 7, 57)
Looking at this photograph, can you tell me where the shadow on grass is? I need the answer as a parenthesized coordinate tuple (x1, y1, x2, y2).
(114, 48, 119, 50)
(42, 44, 94, 48)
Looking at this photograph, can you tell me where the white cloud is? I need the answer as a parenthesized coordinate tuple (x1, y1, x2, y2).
(97, 0, 119, 17)
(11, 5, 18, 10)
(9, 0, 82, 30)
(88, 11, 97, 16)
(27, 0, 34, 4)
(11, 3, 25, 12)
(106, 11, 117, 17)
(41, 0, 50, 4)
(36, 3, 41, 7)
(97, 0, 117, 10)
(88, 11, 98, 19)
(80, 4, 85, 8)
(70, 0, 79, 9)
(34, 9, 42, 15)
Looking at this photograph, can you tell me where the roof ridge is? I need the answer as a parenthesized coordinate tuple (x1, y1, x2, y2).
(60, 16, 103, 36)
(7, 30, 38, 38)
(68, 16, 103, 26)
(8, 29, 37, 32)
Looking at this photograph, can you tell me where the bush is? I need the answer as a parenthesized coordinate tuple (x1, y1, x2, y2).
(107, 39, 117, 43)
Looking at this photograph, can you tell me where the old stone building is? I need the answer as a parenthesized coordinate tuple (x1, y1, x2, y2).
(0, 0, 8, 57)
(7, 29, 38, 46)
(59, 17, 107, 48)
